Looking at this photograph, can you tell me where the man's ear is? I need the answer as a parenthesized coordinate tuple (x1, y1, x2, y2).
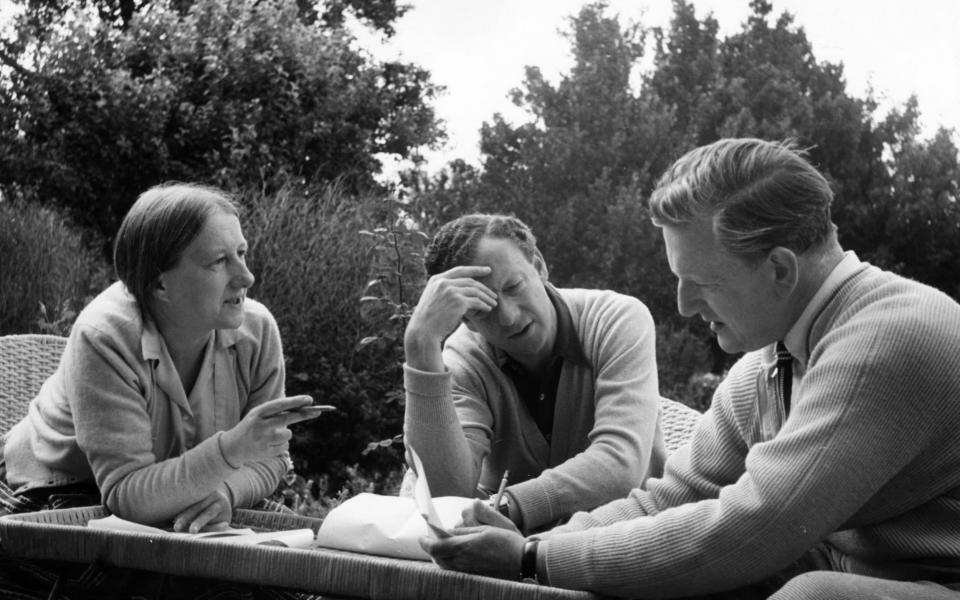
(533, 248, 549, 281)
(768, 247, 799, 298)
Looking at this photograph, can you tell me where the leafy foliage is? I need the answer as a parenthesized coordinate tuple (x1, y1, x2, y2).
(239, 180, 420, 492)
(1, 0, 956, 493)
(0, 192, 111, 335)
(0, 0, 442, 240)
(411, 0, 960, 388)
(5, 0, 408, 33)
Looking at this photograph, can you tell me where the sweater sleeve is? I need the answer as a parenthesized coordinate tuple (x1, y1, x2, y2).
(541, 353, 755, 540)
(72, 303, 289, 521)
(508, 294, 666, 530)
(538, 309, 953, 598)
(68, 323, 240, 522)
(402, 361, 488, 496)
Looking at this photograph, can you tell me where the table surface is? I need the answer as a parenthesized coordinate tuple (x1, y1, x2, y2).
(0, 506, 602, 600)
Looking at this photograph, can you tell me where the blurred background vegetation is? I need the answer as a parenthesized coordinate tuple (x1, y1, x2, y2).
(2, 0, 957, 511)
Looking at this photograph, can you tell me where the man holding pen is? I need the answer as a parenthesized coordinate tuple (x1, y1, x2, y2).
(420, 139, 960, 598)
(402, 214, 667, 533)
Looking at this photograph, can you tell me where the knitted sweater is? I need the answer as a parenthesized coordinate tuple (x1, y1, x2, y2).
(404, 288, 666, 531)
(539, 262, 960, 597)
(4, 282, 289, 523)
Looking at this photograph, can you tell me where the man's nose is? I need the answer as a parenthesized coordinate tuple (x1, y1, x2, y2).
(676, 279, 699, 318)
(497, 298, 520, 327)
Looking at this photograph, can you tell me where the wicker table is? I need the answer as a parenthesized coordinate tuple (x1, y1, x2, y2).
(0, 506, 601, 600)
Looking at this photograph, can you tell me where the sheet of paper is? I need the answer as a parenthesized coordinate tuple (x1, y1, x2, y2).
(88, 515, 168, 535)
(315, 493, 474, 561)
(87, 515, 314, 548)
(407, 445, 450, 538)
(197, 528, 315, 548)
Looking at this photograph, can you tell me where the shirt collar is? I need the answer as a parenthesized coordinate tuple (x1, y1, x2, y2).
(141, 317, 164, 362)
(783, 251, 861, 367)
(495, 283, 589, 370)
(140, 319, 241, 362)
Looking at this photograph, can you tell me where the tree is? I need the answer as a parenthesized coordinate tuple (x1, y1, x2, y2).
(3, 0, 408, 32)
(0, 0, 442, 239)
(457, 3, 681, 320)
(410, 0, 959, 383)
(841, 99, 960, 297)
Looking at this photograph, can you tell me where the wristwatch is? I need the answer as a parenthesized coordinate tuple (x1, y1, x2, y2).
(520, 540, 539, 583)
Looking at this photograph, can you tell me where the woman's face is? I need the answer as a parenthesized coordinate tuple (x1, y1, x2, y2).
(154, 211, 255, 337)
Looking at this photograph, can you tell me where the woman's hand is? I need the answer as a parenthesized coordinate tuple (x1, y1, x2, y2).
(219, 395, 320, 466)
(173, 488, 232, 533)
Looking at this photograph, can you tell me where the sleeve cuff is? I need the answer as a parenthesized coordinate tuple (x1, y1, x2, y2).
(218, 481, 236, 508)
(508, 477, 555, 531)
(403, 363, 460, 426)
(536, 539, 551, 586)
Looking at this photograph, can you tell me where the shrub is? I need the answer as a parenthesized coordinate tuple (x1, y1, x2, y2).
(1, 0, 441, 240)
(0, 192, 111, 335)
(240, 180, 421, 495)
(656, 324, 719, 412)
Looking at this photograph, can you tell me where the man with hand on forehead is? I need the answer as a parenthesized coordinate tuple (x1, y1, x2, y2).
(402, 214, 666, 533)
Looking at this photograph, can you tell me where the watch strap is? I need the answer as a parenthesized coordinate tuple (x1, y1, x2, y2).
(520, 540, 539, 582)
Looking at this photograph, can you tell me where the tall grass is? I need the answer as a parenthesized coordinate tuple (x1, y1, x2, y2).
(239, 181, 413, 497)
(0, 195, 111, 335)
(240, 182, 377, 369)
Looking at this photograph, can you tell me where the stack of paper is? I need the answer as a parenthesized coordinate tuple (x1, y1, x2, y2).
(314, 446, 474, 560)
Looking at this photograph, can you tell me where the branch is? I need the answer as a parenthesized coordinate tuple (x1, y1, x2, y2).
(0, 40, 35, 79)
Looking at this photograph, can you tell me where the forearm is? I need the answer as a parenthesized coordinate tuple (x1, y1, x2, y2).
(541, 370, 943, 596)
(403, 328, 445, 373)
(223, 455, 288, 508)
(539, 499, 787, 597)
(508, 435, 650, 531)
(403, 364, 481, 496)
(102, 433, 238, 523)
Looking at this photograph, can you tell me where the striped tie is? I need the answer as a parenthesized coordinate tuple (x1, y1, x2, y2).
(776, 342, 793, 417)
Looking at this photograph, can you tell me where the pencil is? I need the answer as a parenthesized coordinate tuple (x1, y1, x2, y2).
(492, 469, 509, 510)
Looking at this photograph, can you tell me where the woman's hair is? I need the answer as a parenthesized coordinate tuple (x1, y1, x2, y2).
(113, 182, 239, 322)
(648, 138, 835, 261)
(424, 214, 539, 276)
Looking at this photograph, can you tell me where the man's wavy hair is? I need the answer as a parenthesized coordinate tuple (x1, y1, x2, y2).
(424, 214, 540, 276)
(649, 138, 835, 262)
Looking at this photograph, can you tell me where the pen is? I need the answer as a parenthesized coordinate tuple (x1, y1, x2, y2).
(492, 469, 509, 511)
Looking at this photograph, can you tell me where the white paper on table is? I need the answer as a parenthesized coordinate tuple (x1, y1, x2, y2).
(313, 492, 473, 561)
(87, 515, 315, 548)
(407, 445, 450, 537)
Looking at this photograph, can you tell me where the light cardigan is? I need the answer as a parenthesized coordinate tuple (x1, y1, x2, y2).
(404, 287, 666, 531)
(4, 282, 288, 523)
(538, 260, 960, 597)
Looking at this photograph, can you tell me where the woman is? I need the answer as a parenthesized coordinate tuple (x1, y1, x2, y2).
(1, 182, 319, 532)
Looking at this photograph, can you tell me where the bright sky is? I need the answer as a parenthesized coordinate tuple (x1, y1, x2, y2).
(362, 0, 960, 175)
